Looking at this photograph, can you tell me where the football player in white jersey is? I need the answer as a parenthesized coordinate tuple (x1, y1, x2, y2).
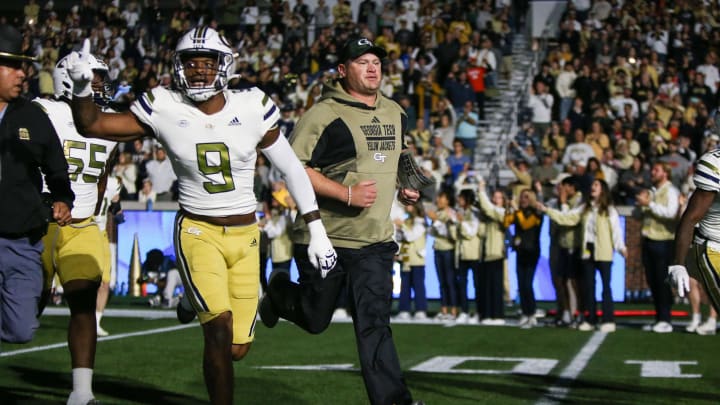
(670, 149, 720, 329)
(34, 51, 118, 405)
(66, 26, 337, 405)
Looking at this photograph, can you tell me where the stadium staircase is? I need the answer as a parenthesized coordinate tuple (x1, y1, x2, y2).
(472, 33, 547, 187)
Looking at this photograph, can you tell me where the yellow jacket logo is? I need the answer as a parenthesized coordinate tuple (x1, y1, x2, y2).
(18, 128, 30, 140)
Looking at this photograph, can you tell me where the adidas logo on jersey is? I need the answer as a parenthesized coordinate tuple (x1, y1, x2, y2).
(249, 237, 257, 247)
(371, 116, 381, 123)
(228, 117, 242, 126)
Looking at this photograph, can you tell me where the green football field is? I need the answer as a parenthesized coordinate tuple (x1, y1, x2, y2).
(1, 305, 719, 405)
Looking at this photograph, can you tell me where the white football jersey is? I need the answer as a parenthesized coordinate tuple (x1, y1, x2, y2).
(130, 87, 279, 216)
(35, 98, 118, 219)
(693, 148, 720, 242)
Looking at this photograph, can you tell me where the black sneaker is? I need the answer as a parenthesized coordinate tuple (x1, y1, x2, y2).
(176, 295, 196, 324)
(258, 292, 279, 328)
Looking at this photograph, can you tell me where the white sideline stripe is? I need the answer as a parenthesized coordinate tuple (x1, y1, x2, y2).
(1, 323, 195, 358)
(43, 307, 181, 319)
(535, 331, 608, 405)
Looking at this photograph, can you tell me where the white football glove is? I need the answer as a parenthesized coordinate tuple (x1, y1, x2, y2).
(68, 39, 94, 97)
(307, 220, 337, 278)
(667, 264, 690, 298)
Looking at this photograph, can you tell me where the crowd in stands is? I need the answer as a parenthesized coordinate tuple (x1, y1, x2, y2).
(9, 0, 527, 204)
(11, 0, 720, 332)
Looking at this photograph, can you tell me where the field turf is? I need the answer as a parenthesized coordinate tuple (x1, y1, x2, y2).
(1, 302, 719, 404)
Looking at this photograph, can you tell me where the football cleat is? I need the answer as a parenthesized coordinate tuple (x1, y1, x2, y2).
(96, 326, 109, 337)
(67, 391, 97, 405)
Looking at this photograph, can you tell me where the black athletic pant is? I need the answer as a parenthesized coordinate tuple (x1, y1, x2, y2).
(478, 259, 504, 319)
(268, 241, 413, 405)
(642, 238, 674, 323)
(516, 251, 540, 317)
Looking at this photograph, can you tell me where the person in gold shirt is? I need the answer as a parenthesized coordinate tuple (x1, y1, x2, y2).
(454, 189, 481, 323)
(395, 202, 429, 321)
(585, 120, 611, 160)
(476, 181, 509, 325)
(538, 179, 627, 333)
(428, 190, 458, 321)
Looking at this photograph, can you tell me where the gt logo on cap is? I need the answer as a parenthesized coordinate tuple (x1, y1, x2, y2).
(357, 38, 372, 46)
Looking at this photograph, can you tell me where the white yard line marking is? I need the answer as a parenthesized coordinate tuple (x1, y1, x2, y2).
(535, 331, 608, 405)
(1, 323, 195, 358)
(43, 307, 182, 319)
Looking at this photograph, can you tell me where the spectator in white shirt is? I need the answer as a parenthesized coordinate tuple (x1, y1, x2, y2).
(646, 26, 668, 62)
(121, 2, 140, 29)
(562, 129, 596, 170)
(394, 4, 417, 32)
(556, 63, 577, 121)
(528, 80, 554, 137)
(145, 146, 177, 201)
(138, 178, 157, 206)
(696, 52, 720, 94)
(610, 87, 639, 119)
(475, 37, 497, 88)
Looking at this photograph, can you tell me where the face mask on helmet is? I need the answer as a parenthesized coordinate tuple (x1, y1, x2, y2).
(53, 52, 112, 104)
(173, 26, 235, 102)
(90, 57, 113, 105)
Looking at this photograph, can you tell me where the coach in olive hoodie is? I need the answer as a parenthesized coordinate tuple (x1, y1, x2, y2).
(260, 37, 422, 405)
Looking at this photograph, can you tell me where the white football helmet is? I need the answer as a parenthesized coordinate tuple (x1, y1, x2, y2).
(173, 26, 235, 102)
(54, 51, 111, 103)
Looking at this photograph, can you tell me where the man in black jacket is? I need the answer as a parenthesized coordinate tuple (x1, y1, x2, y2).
(0, 24, 73, 345)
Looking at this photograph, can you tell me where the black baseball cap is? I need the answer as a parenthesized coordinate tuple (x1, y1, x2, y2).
(0, 24, 36, 62)
(339, 37, 387, 63)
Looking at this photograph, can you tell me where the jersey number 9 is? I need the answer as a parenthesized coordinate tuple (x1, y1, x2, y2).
(197, 143, 236, 193)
